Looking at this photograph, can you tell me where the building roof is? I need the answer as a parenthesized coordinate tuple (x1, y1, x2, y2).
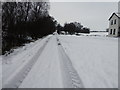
(109, 13, 120, 20)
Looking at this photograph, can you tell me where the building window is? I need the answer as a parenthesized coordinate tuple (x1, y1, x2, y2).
(111, 20, 113, 25)
(114, 19, 116, 24)
(113, 29, 116, 35)
(110, 29, 112, 34)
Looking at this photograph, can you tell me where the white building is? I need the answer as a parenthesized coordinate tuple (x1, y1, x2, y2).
(108, 1, 120, 37)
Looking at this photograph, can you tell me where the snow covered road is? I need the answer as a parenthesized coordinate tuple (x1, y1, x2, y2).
(57, 38, 84, 88)
(2, 34, 118, 88)
(19, 36, 63, 88)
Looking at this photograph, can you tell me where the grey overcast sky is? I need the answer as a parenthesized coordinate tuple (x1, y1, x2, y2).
(49, 2, 118, 31)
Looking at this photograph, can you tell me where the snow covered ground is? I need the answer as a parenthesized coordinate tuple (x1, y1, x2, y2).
(19, 36, 63, 88)
(1, 33, 118, 88)
(58, 35, 118, 88)
(2, 35, 51, 88)
(79, 32, 108, 37)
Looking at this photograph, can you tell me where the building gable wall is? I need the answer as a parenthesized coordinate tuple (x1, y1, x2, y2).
(108, 14, 119, 36)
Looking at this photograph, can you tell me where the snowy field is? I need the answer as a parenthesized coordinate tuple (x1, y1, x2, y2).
(1, 33, 118, 88)
(58, 35, 118, 88)
(83, 32, 108, 36)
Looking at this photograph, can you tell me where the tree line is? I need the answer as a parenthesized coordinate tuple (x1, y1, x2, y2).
(2, 2, 90, 55)
(57, 22, 90, 35)
(2, 2, 57, 55)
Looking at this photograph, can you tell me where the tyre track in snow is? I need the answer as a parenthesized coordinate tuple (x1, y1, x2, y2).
(57, 37, 84, 88)
(3, 36, 51, 88)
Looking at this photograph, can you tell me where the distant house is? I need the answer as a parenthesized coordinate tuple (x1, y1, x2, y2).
(108, 1, 120, 37)
(108, 13, 120, 37)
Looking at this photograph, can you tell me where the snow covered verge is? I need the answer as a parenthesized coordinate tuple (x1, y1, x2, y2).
(58, 35, 118, 88)
(1, 35, 52, 88)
